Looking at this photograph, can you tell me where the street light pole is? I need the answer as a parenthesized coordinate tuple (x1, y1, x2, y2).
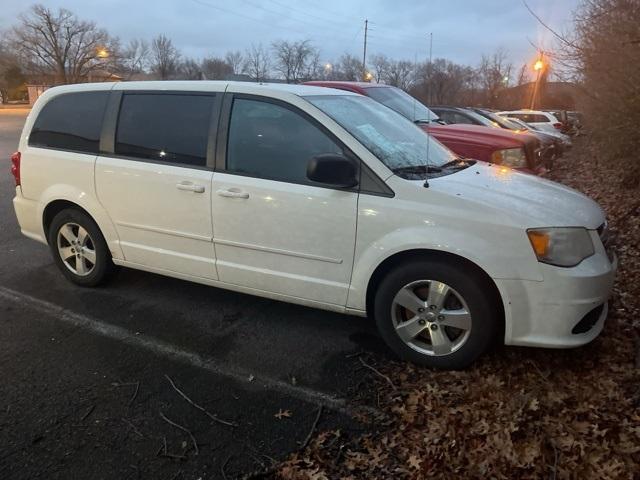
(529, 52, 544, 109)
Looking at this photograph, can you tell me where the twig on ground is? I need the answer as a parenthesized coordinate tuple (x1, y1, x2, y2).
(80, 405, 95, 421)
(359, 357, 397, 390)
(159, 411, 199, 456)
(122, 418, 144, 438)
(634, 335, 640, 369)
(221, 455, 232, 480)
(345, 350, 365, 358)
(300, 405, 323, 450)
(527, 359, 550, 382)
(168, 470, 183, 480)
(164, 374, 237, 427)
(128, 382, 140, 406)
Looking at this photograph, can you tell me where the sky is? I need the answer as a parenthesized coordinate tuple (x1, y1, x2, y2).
(0, 0, 580, 69)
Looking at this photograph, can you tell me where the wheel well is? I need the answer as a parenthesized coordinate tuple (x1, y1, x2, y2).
(42, 200, 92, 241)
(365, 249, 505, 334)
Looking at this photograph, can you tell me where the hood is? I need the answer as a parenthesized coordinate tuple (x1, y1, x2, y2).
(426, 162, 605, 229)
(424, 123, 538, 149)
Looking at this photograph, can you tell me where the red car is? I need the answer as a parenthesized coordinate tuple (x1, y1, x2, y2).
(304, 81, 546, 174)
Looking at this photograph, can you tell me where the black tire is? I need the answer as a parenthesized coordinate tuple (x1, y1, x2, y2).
(48, 208, 116, 287)
(374, 259, 500, 369)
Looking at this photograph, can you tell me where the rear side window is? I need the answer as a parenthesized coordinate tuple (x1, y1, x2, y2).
(115, 93, 215, 166)
(29, 91, 109, 154)
(529, 114, 551, 123)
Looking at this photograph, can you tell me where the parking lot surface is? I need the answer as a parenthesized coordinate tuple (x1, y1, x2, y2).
(0, 109, 381, 479)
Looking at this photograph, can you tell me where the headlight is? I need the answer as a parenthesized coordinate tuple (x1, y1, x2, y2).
(527, 227, 595, 267)
(491, 148, 527, 168)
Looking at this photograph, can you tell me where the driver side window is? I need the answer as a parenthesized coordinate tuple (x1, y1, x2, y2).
(226, 98, 342, 184)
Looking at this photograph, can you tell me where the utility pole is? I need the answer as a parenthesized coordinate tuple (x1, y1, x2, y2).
(362, 19, 368, 81)
(428, 32, 433, 105)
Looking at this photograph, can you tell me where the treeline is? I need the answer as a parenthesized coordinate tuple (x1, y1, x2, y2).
(0, 4, 532, 108)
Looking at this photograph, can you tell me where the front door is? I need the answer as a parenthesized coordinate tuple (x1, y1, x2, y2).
(211, 96, 358, 306)
(96, 92, 218, 279)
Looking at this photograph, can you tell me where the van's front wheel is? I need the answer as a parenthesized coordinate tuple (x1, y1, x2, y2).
(374, 260, 499, 369)
(48, 209, 115, 287)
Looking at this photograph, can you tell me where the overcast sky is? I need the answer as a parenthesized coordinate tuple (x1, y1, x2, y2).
(0, 0, 579, 68)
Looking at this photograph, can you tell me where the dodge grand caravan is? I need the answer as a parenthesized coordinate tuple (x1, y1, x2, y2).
(11, 81, 617, 369)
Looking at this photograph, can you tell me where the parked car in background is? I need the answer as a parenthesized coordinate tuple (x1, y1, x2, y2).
(506, 117, 572, 149)
(498, 109, 563, 134)
(432, 106, 559, 169)
(305, 82, 546, 174)
(12, 81, 617, 369)
(431, 106, 499, 128)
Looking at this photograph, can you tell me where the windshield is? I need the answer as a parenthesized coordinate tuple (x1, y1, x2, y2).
(461, 109, 500, 128)
(477, 109, 522, 130)
(306, 94, 458, 174)
(365, 86, 440, 123)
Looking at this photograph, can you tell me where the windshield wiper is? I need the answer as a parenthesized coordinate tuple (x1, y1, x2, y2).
(439, 158, 474, 170)
(391, 165, 442, 174)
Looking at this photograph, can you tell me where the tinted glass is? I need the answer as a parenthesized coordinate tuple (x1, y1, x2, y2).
(365, 86, 440, 123)
(530, 114, 550, 122)
(226, 98, 342, 184)
(29, 91, 109, 153)
(115, 94, 214, 166)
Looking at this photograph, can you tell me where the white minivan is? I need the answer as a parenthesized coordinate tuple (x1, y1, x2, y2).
(11, 81, 616, 369)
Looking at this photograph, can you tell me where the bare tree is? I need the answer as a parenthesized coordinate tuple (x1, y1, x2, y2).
(201, 56, 233, 79)
(243, 43, 270, 82)
(121, 38, 149, 79)
(412, 58, 475, 105)
(224, 50, 243, 75)
(150, 34, 180, 80)
(370, 54, 390, 83)
(271, 39, 317, 83)
(384, 60, 415, 90)
(545, 0, 640, 179)
(335, 54, 363, 81)
(178, 58, 202, 80)
(516, 63, 530, 86)
(10, 4, 115, 84)
(0, 40, 25, 102)
(476, 48, 512, 106)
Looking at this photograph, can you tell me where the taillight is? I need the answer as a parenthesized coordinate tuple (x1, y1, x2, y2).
(10, 151, 21, 186)
(553, 122, 562, 130)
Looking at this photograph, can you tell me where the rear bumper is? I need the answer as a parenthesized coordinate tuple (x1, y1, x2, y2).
(13, 189, 46, 243)
(498, 241, 617, 348)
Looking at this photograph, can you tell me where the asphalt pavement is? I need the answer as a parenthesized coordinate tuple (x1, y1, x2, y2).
(0, 109, 383, 479)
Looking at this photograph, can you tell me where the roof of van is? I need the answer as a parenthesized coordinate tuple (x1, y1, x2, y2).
(42, 80, 359, 97)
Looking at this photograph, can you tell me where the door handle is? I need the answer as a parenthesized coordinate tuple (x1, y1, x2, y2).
(176, 182, 205, 193)
(216, 188, 249, 199)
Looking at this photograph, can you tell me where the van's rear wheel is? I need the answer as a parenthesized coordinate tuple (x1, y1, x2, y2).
(48, 209, 115, 287)
(374, 260, 499, 369)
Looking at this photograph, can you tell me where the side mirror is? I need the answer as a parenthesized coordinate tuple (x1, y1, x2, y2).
(306, 154, 358, 188)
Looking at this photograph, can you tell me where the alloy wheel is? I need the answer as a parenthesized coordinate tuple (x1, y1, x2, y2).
(391, 279, 472, 356)
(56, 222, 97, 277)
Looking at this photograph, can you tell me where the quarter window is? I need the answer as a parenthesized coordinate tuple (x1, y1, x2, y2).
(115, 93, 215, 166)
(29, 91, 109, 154)
(226, 98, 342, 184)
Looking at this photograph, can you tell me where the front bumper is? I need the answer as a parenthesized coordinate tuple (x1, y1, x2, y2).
(497, 233, 617, 348)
